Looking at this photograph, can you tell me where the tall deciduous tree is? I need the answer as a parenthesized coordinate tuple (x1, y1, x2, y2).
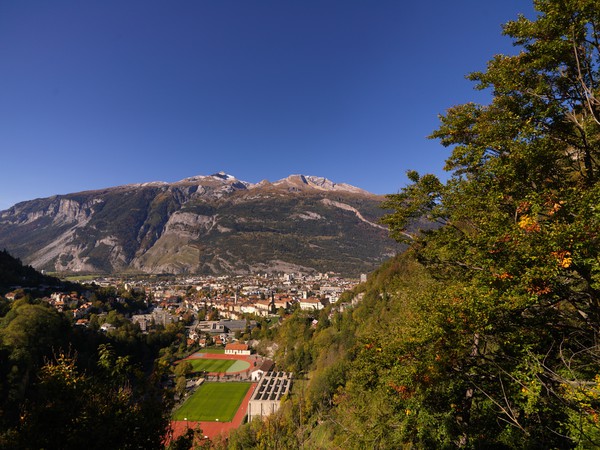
(381, 0, 600, 447)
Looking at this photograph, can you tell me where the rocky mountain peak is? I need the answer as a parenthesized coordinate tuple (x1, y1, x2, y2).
(178, 172, 236, 183)
(271, 174, 369, 195)
(211, 171, 236, 180)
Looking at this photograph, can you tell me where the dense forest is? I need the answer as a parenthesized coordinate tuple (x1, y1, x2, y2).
(0, 250, 188, 449)
(222, 1, 600, 448)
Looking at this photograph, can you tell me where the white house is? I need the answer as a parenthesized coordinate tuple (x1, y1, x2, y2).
(224, 343, 251, 355)
(299, 297, 325, 311)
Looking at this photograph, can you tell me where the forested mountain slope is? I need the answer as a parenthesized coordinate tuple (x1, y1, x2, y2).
(0, 249, 61, 291)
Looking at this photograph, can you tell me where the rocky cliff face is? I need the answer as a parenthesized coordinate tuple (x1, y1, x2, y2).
(0, 173, 401, 276)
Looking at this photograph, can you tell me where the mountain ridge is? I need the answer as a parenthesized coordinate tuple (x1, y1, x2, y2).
(0, 173, 401, 276)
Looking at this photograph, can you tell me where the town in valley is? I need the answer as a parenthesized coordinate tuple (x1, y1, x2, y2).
(4, 269, 367, 440)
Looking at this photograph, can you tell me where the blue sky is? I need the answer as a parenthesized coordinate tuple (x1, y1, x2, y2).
(0, 1, 535, 210)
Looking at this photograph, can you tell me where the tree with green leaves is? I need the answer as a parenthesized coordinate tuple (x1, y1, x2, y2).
(378, 1, 600, 447)
(5, 350, 171, 450)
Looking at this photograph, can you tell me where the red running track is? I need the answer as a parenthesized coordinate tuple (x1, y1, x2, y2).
(168, 352, 269, 443)
(168, 381, 257, 442)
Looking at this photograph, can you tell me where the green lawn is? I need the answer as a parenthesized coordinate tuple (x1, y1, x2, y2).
(173, 382, 252, 421)
(186, 358, 236, 373)
(202, 348, 225, 354)
(61, 274, 99, 282)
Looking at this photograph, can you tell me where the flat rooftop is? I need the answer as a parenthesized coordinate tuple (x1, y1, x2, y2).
(247, 371, 293, 421)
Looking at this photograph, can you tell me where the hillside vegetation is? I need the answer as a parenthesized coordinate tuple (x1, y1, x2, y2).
(0, 250, 60, 292)
(224, 2, 600, 448)
(0, 252, 183, 449)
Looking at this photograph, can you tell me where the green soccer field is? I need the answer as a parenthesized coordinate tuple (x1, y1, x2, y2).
(173, 382, 252, 422)
(201, 348, 225, 354)
(186, 358, 236, 373)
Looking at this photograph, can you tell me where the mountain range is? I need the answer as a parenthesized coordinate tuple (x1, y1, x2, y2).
(0, 172, 402, 276)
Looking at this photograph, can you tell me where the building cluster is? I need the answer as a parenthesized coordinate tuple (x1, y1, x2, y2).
(123, 271, 359, 322)
(6, 271, 365, 344)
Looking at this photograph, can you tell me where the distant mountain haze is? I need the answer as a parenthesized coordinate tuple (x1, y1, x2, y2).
(0, 173, 403, 276)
